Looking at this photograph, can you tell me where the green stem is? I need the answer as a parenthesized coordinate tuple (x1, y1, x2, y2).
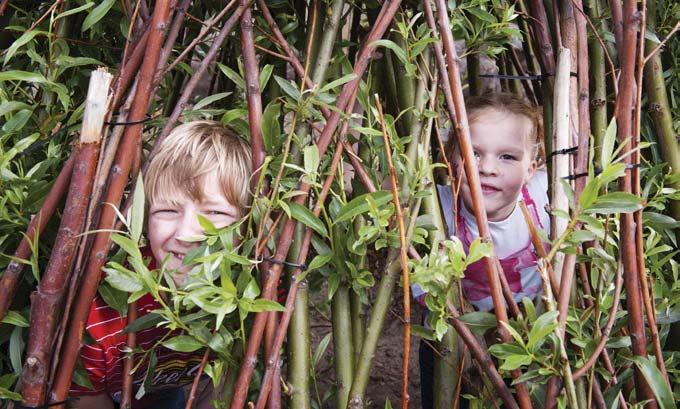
(466, 53, 482, 96)
(644, 1, 680, 234)
(588, 0, 607, 167)
(434, 325, 458, 409)
(332, 285, 355, 409)
(288, 223, 311, 409)
(311, 0, 345, 86)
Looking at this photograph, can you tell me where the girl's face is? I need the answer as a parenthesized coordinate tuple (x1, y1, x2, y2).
(458, 109, 537, 222)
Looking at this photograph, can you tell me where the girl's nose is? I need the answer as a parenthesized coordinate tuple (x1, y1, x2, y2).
(477, 155, 498, 175)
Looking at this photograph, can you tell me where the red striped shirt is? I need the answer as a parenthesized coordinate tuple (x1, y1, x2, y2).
(69, 254, 204, 408)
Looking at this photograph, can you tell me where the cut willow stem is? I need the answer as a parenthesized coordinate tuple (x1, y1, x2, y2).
(230, 3, 404, 405)
(550, 47, 571, 281)
(616, 1, 657, 406)
(20, 68, 112, 408)
(375, 95, 411, 409)
(49, 2, 172, 404)
(0, 155, 74, 322)
(120, 300, 137, 409)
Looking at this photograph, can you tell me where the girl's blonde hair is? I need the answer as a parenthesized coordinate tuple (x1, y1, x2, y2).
(145, 120, 252, 211)
(444, 93, 545, 167)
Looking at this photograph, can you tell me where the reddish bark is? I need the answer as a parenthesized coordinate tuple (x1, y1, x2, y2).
(49, 1, 172, 404)
(229, 2, 404, 406)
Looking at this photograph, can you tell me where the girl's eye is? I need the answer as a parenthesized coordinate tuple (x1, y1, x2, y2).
(500, 154, 517, 161)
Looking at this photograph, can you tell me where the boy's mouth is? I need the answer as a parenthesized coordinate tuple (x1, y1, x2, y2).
(170, 251, 186, 262)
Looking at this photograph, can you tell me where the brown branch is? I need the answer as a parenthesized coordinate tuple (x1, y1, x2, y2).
(0, 155, 74, 322)
(643, 20, 680, 64)
(375, 95, 411, 409)
(48, 2, 173, 404)
(153, 1, 248, 160)
(447, 302, 519, 409)
(162, 0, 238, 75)
(185, 348, 211, 409)
(572, 0, 590, 196)
(120, 301, 138, 409)
(230, 2, 404, 406)
(572, 262, 624, 379)
(431, 1, 532, 406)
(240, 2, 265, 192)
(616, 0, 657, 406)
(20, 69, 112, 407)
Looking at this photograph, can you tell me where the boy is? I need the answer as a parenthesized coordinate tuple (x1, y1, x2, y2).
(68, 121, 252, 408)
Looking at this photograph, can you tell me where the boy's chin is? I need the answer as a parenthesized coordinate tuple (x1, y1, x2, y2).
(171, 272, 189, 287)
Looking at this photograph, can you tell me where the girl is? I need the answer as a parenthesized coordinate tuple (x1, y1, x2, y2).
(439, 92, 549, 311)
(418, 93, 549, 409)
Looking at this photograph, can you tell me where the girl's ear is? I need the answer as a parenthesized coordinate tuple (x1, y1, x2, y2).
(525, 160, 538, 184)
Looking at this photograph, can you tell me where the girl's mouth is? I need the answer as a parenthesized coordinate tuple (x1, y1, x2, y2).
(480, 184, 500, 193)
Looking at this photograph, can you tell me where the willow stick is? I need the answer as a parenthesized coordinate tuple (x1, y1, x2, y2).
(550, 47, 571, 280)
(0, 155, 74, 322)
(616, 1, 657, 406)
(153, 1, 249, 156)
(19, 69, 112, 408)
(634, 0, 669, 385)
(375, 95, 411, 409)
(49, 2, 172, 404)
(230, 3, 404, 405)
(643, 1, 680, 236)
(587, 0, 608, 165)
(572, 262, 624, 379)
(572, 0, 590, 196)
(254, 139, 348, 409)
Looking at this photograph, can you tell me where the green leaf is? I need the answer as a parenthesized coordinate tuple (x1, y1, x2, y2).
(303, 144, 319, 175)
(2, 109, 32, 133)
(261, 103, 281, 153)
(319, 73, 357, 93)
(466, 239, 491, 265)
(457, 312, 497, 335)
(273, 75, 301, 100)
(527, 310, 558, 350)
(98, 282, 129, 317)
(334, 191, 393, 224)
(0, 101, 31, 117)
(9, 326, 24, 373)
(55, 2, 94, 21)
(0, 70, 47, 83)
(123, 312, 163, 333)
(239, 298, 286, 313)
(313, 332, 332, 368)
(71, 365, 95, 390)
(1, 311, 28, 327)
(193, 92, 232, 110)
(4, 30, 44, 65)
(631, 356, 676, 409)
(110, 234, 142, 259)
(218, 63, 245, 90)
(0, 386, 22, 401)
(103, 263, 143, 293)
(81, 0, 116, 32)
(371, 39, 409, 67)
(488, 343, 526, 359)
(499, 354, 532, 371)
(600, 119, 617, 168)
(288, 203, 328, 238)
(467, 7, 497, 23)
(163, 335, 204, 352)
(129, 174, 145, 242)
(585, 192, 644, 214)
(259, 64, 274, 90)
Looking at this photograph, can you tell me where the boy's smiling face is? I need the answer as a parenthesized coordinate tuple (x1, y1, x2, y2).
(147, 170, 241, 286)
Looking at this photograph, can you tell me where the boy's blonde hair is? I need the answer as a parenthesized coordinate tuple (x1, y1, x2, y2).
(145, 120, 252, 211)
(445, 93, 545, 167)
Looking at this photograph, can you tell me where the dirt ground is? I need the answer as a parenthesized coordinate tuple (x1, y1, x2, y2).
(309, 292, 426, 408)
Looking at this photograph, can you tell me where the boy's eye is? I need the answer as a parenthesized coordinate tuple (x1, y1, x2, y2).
(152, 209, 178, 215)
(204, 210, 232, 217)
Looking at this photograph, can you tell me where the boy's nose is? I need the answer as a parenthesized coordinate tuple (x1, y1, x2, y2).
(175, 211, 204, 243)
